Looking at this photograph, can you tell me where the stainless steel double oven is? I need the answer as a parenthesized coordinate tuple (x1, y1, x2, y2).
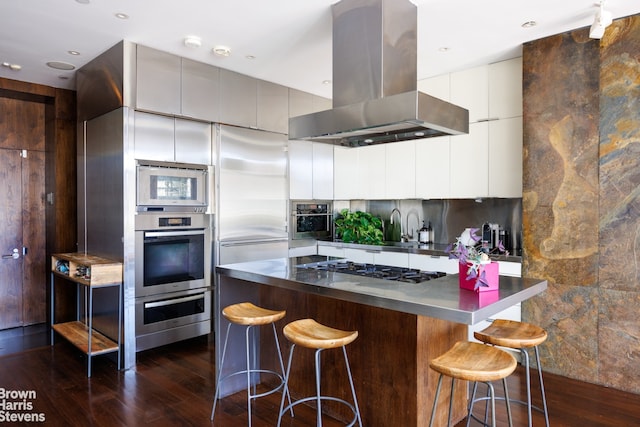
(135, 212, 211, 351)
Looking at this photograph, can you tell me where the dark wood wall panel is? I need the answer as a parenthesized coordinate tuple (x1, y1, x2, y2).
(0, 77, 77, 327)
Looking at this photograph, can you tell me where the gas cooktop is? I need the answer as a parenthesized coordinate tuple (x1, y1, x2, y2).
(298, 260, 446, 284)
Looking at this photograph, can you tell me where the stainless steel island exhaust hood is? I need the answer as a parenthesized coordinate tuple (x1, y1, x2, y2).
(289, 0, 469, 147)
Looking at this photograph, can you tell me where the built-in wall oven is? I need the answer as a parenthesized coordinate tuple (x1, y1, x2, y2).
(134, 212, 211, 351)
(291, 201, 333, 240)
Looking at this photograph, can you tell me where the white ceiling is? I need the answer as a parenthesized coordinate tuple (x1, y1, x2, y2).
(1, 0, 638, 99)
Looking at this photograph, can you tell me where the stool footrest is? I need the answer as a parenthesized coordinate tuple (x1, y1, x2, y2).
(280, 395, 360, 427)
(217, 369, 285, 399)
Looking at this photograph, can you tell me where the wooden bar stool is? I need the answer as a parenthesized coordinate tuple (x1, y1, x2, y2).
(211, 302, 291, 427)
(277, 318, 362, 427)
(429, 341, 517, 427)
(473, 319, 549, 427)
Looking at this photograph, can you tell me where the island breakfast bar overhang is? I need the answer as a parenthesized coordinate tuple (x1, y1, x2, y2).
(215, 256, 548, 426)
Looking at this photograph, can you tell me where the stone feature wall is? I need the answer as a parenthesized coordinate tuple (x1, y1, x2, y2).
(522, 15, 640, 393)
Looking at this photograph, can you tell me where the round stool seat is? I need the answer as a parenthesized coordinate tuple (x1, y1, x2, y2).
(474, 319, 547, 348)
(283, 318, 358, 349)
(430, 341, 517, 383)
(222, 302, 286, 326)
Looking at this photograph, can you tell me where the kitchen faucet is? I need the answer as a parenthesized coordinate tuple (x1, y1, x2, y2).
(405, 210, 420, 241)
(390, 208, 403, 241)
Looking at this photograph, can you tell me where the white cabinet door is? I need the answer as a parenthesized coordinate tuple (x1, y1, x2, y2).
(333, 146, 359, 200)
(317, 245, 345, 258)
(488, 117, 522, 197)
(289, 245, 317, 257)
(489, 57, 522, 119)
(374, 251, 409, 268)
(289, 140, 313, 200)
(344, 248, 375, 264)
(450, 122, 489, 198)
(409, 254, 458, 274)
(451, 65, 489, 123)
(418, 74, 451, 101)
(312, 143, 334, 200)
(358, 145, 386, 199)
(385, 140, 415, 199)
(415, 136, 450, 199)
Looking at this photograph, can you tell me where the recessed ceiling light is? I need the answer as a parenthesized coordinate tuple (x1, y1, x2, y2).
(75, 0, 90, 4)
(245, 55, 256, 60)
(46, 61, 75, 71)
(68, 50, 80, 56)
(522, 21, 537, 28)
(438, 47, 451, 52)
(184, 36, 202, 48)
(114, 12, 129, 20)
(322, 80, 332, 85)
(212, 46, 231, 57)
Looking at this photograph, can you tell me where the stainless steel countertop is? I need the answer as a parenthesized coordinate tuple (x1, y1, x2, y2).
(216, 255, 546, 325)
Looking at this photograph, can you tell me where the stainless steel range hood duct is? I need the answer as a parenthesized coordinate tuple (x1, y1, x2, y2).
(289, 0, 468, 147)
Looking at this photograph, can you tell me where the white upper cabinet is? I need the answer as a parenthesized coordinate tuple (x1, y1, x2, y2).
(358, 145, 386, 200)
(289, 140, 313, 200)
(333, 146, 360, 200)
(415, 136, 450, 199)
(385, 140, 415, 199)
(450, 122, 489, 198)
(312, 142, 334, 200)
(417, 74, 451, 101)
(488, 117, 522, 197)
(451, 65, 489, 123)
(489, 57, 522, 119)
(289, 141, 334, 200)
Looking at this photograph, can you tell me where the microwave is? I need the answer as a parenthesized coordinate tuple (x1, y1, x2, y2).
(136, 160, 209, 212)
(291, 201, 333, 240)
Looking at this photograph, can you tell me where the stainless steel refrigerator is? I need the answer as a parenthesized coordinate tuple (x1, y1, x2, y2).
(215, 124, 289, 265)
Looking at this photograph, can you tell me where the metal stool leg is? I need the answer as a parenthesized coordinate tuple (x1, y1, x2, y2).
(534, 345, 550, 427)
(271, 322, 293, 413)
(211, 322, 233, 420)
(428, 374, 444, 427)
(342, 346, 362, 427)
(503, 377, 513, 427)
(277, 343, 296, 427)
(521, 348, 533, 427)
(245, 324, 255, 427)
(315, 348, 323, 427)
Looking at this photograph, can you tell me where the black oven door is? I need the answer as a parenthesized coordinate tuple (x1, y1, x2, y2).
(135, 228, 209, 297)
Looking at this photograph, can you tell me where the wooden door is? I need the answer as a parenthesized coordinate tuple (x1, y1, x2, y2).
(0, 149, 23, 328)
(0, 97, 47, 329)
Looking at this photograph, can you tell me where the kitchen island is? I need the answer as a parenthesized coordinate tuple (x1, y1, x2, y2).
(215, 255, 547, 426)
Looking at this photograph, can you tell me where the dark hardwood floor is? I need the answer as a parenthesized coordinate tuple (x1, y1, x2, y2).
(1, 327, 639, 426)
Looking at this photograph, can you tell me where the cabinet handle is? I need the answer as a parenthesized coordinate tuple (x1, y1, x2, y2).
(144, 294, 204, 308)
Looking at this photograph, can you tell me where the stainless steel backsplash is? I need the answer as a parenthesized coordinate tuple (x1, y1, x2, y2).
(333, 198, 523, 253)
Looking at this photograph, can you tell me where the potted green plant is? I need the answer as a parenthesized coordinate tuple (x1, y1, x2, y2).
(334, 209, 384, 246)
(446, 228, 505, 291)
